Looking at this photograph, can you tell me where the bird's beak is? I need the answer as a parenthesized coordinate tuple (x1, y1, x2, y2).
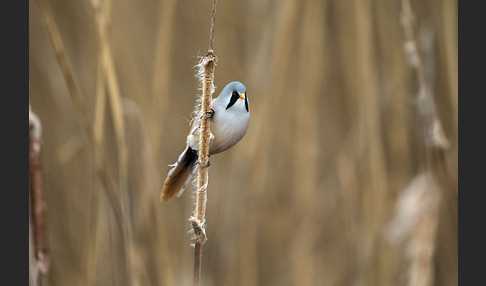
(239, 93, 245, 99)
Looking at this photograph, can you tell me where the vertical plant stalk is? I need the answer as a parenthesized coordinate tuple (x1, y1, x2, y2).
(29, 105, 50, 282)
(387, 174, 440, 286)
(192, 239, 203, 286)
(89, 1, 140, 284)
(90, 0, 129, 193)
(35, 0, 94, 145)
(208, 0, 217, 54)
(401, 0, 457, 219)
(191, 52, 217, 286)
(35, 0, 127, 254)
(400, 0, 450, 155)
(399, 1, 455, 285)
(401, 0, 457, 212)
(191, 1, 218, 285)
(87, 3, 110, 281)
(149, 0, 177, 166)
(29, 210, 40, 286)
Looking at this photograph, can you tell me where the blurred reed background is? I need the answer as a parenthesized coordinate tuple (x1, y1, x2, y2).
(29, 0, 457, 285)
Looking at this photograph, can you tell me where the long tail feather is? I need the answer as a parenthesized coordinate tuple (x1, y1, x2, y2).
(161, 146, 198, 202)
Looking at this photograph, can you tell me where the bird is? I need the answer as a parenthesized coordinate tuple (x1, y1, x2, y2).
(160, 81, 250, 202)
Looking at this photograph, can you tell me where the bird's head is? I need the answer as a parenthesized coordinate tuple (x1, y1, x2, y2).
(219, 81, 249, 113)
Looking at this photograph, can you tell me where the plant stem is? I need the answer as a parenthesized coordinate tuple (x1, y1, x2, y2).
(29, 105, 49, 284)
(191, 52, 217, 286)
(192, 1, 218, 285)
(193, 240, 202, 286)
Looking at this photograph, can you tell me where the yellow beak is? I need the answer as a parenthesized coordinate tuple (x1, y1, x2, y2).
(239, 93, 245, 99)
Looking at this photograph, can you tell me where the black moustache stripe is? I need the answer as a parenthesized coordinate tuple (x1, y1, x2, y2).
(226, 91, 240, 110)
(244, 93, 249, 112)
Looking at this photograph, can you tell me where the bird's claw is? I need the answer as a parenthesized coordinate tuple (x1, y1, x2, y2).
(207, 109, 215, 118)
(200, 109, 215, 119)
(196, 159, 211, 168)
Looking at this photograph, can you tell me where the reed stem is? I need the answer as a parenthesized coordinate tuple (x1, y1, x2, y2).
(191, 1, 218, 285)
(29, 105, 49, 285)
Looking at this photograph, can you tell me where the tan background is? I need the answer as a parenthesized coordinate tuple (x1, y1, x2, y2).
(29, 0, 457, 285)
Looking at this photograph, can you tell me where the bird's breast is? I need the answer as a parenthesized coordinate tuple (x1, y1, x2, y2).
(209, 109, 249, 155)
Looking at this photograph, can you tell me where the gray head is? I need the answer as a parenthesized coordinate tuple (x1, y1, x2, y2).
(218, 81, 249, 112)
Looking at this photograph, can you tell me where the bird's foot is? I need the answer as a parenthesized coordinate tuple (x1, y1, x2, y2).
(200, 109, 215, 120)
(206, 109, 215, 119)
(195, 159, 211, 168)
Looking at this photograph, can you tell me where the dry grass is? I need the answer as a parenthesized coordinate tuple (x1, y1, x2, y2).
(29, 0, 457, 285)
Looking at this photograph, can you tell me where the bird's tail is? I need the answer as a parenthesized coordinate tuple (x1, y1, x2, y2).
(161, 146, 198, 202)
